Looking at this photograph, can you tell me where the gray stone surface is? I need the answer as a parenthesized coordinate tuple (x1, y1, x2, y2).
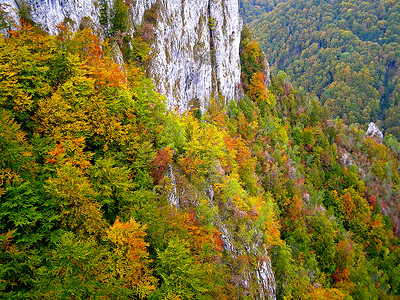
(1, 0, 242, 112)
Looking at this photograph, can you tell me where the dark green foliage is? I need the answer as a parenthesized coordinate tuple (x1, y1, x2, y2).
(239, 0, 289, 24)
(0, 182, 43, 247)
(249, 0, 400, 138)
(112, 0, 129, 34)
(154, 238, 209, 299)
(0, 110, 33, 174)
(99, 0, 109, 28)
(90, 156, 135, 222)
(33, 232, 111, 299)
(0, 231, 40, 298)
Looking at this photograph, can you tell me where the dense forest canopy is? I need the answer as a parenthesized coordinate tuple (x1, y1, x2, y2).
(0, 1, 400, 299)
(239, 0, 288, 24)
(248, 0, 400, 140)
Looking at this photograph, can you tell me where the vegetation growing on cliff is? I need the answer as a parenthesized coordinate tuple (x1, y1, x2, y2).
(0, 21, 399, 300)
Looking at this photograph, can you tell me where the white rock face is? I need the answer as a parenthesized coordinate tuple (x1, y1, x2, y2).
(0, 0, 102, 34)
(166, 164, 179, 207)
(0, 0, 242, 112)
(0, 0, 19, 31)
(219, 223, 276, 299)
(147, 0, 214, 112)
(143, 0, 242, 112)
(366, 122, 383, 140)
(130, 0, 157, 25)
(257, 246, 276, 299)
(210, 0, 242, 106)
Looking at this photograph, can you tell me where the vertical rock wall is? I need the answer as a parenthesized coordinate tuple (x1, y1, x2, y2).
(1, 0, 242, 112)
(210, 0, 242, 106)
(146, 0, 214, 112)
(136, 0, 242, 112)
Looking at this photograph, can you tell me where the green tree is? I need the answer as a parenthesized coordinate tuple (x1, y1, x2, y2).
(33, 232, 112, 299)
(154, 238, 210, 299)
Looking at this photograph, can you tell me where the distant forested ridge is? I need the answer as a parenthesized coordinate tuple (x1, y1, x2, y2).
(239, 0, 288, 24)
(248, 0, 400, 139)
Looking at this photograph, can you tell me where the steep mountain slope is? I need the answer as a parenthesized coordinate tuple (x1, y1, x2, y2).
(248, 0, 400, 139)
(1, 24, 399, 299)
(1, 0, 242, 112)
(1, 1, 400, 299)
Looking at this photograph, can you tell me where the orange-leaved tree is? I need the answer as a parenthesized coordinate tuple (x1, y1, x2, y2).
(106, 217, 157, 299)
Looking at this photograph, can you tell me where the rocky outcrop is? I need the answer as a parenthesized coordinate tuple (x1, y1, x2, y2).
(257, 245, 276, 299)
(166, 167, 276, 299)
(366, 122, 383, 141)
(0, 0, 242, 112)
(166, 164, 179, 207)
(219, 223, 276, 299)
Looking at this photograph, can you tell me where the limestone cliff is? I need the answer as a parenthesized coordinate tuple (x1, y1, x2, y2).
(1, 0, 242, 112)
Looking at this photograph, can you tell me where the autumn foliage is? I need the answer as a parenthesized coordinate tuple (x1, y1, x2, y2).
(0, 21, 399, 300)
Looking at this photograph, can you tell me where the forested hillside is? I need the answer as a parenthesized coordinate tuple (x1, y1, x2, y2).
(0, 22, 399, 299)
(239, 0, 288, 24)
(248, 0, 400, 141)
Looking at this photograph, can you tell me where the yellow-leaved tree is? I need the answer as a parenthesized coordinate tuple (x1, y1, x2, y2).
(106, 217, 157, 299)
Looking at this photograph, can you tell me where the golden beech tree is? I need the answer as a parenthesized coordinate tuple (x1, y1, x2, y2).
(307, 286, 345, 300)
(171, 212, 224, 260)
(248, 71, 269, 105)
(44, 162, 106, 235)
(0, 24, 52, 117)
(179, 113, 226, 179)
(258, 193, 282, 247)
(282, 195, 304, 232)
(340, 192, 356, 222)
(45, 137, 93, 170)
(106, 217, 157, 298)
